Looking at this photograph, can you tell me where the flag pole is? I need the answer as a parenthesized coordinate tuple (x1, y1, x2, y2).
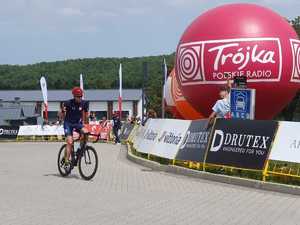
(162, 58, 167, 118)
(142, 62, 148, 125)
(118, 64, 122, 120)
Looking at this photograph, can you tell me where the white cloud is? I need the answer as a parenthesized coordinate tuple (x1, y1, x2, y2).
(75, 25, 98, 33)
(91, 10, 119, 18)
(58, 7, 85, 17)
(165, 0, 203, 8)
(123, 7, 149, 16)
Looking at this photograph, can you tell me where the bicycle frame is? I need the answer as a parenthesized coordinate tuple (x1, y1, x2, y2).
(70, 131, 99, 168)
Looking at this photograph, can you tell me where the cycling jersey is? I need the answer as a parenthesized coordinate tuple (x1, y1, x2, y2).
(63, 99, 89, 124)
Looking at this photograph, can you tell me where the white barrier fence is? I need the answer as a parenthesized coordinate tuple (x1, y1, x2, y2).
(18, 125, 65, 136)
(5, 119, 300, 167)
(131, 119, 300, 164)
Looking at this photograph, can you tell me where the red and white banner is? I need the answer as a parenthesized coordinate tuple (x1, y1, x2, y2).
(18, 123, 112, 140)
(40, 76, 48, 120)
(84, 123, 112, 141)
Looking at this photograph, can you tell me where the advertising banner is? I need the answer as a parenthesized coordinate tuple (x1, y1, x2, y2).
(269, 121, 300, 163)
(176, 38, 282, 85)
(135, 119, 163, 155)
(0, 126, 19, 139)
(120, 123, 135, 141)
(134, 119, 191, 159)
(175, 119, 211, 163)
(151, 119, 191, 159)
(132, 123, 148, 152)
(206, 119, 277, 170)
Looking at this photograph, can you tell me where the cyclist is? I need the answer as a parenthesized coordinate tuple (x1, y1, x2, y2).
(60, 87, 89, 167)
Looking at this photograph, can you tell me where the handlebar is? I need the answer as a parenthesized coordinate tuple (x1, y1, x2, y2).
(72, 131, 101, 143)
(88, 132, 101, 143)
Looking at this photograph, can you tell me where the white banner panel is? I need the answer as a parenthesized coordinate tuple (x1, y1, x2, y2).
(18, 125, 65, 136)
(133, 119, 191, 159)
(270, 121, 300, 163)
(18, 125, 39, 136)
(135, 119, 163, 155)
(152, 119, 191, 159)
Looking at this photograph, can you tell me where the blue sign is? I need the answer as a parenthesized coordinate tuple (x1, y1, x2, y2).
(230, 88, 255, 119)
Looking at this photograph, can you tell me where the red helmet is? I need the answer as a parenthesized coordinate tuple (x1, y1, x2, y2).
(72, 87, 83, 97)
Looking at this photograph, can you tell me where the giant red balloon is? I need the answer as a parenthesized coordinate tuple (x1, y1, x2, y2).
(175, 3, 300, 119)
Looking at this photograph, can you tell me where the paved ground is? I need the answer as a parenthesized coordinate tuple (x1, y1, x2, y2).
(0, 142, 300, 225)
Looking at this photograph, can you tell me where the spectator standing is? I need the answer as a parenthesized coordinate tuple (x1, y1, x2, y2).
(143, 109, 157, 125)
(89, 111, 97, 123)
(208, 79, 232, 125)
(112, 112, 122, 144)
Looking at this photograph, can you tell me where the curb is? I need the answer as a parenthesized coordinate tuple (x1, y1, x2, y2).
(126, 144, 300, 196)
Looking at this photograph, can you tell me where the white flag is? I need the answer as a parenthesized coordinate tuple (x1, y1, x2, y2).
(40, 76, 48, 120)
(163, 58, 167, 100)
(40, 76, 48, 104)
(80, 73, 84, 99)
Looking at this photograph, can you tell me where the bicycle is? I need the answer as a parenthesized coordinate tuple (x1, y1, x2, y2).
(57, 132, 100, 180)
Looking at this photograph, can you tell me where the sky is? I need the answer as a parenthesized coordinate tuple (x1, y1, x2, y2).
(0, 0, 299, 65)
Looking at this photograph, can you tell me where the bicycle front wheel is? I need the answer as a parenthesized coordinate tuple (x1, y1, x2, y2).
(78, 146, 98, 180)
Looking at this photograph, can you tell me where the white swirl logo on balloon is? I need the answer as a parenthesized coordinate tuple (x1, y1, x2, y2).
(177, 45, 203, 82)
(176, 38, 282, 85)
(171, 74, 185, 102)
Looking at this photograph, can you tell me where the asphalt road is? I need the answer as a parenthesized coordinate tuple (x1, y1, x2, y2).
(0, 142, 299, 225)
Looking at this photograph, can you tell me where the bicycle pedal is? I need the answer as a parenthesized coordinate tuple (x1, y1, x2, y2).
(64, 165, 71, 172)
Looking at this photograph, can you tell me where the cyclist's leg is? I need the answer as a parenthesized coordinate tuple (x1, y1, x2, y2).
(82, 127, 89, 143)
(74, 123, 88, 146)
(64, 122, 74, 163)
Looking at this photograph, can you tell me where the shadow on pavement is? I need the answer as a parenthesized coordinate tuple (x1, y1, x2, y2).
(43, 173, 81, 180)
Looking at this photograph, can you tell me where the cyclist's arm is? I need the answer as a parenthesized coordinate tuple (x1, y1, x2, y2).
(82, 101, 89, 124)
(59, 102, 67, 122)
(83, 111, 89, 124)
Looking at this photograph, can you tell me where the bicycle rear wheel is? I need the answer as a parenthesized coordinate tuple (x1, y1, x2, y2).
(78, 146, 98, 180)
(57, 144, 72, 177)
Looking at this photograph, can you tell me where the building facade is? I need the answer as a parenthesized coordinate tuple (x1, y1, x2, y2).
(0, 89, 143, 123)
